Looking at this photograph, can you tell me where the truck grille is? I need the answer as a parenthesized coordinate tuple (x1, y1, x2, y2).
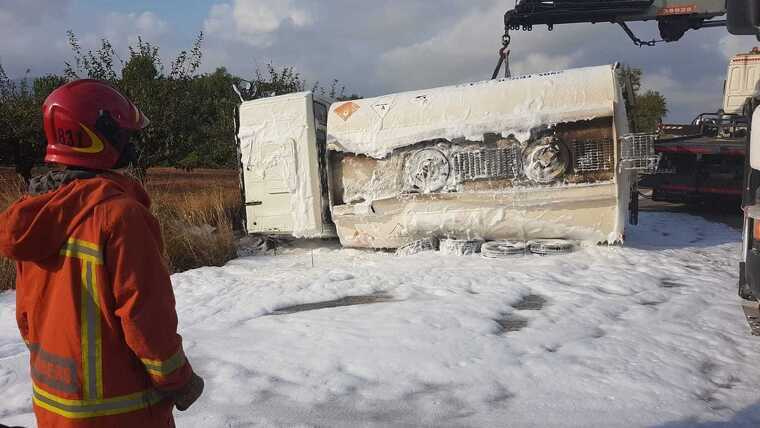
(620, 133, 659, 173)
(452, 147, 521, 182)
(453, 138, 615, 183)
(574, 139, 614, 172)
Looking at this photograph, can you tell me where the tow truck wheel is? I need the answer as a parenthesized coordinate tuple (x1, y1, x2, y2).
(739, 260, 757, 301)
(739, 281, 756, 301)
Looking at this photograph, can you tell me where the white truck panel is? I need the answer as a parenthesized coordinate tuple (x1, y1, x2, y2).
(752, 107, 760, 171)
(327, 65, 617, 159)
(724, 49, 760, 114)
(327, 64, 633, 248)
(238, 92, 335, 238)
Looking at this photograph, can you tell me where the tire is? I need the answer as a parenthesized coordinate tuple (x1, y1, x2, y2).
(528, 239, 576, 256)
(739, 281, 756, 301)
(481, 240, 527, 258)
(396, 237, 439, 256)
(439, 239, 484, 256)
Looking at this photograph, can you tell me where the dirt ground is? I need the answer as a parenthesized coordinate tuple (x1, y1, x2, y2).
(0, 167, 239, 196)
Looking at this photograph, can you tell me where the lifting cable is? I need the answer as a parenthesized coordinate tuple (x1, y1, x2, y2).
(491, 34, 512, 80)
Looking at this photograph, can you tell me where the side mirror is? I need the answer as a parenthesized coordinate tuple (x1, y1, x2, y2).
(232, 84, 245, 103)
(233, 80, 257, 102)
(238, 81, 252, 91)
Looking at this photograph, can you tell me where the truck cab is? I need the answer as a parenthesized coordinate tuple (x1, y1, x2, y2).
(742, 96, 760, 300)
(236, 92, 336, 239)
(725, 48, 760, 115)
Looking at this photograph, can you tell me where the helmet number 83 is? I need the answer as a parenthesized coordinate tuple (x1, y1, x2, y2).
(57, 128, 85, 148)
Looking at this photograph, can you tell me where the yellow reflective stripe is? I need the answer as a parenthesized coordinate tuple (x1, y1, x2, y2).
(80, 259, 91, 399)
(59, 239, 103, 265)
(68, 239, 100, 252)
(80, 259, 103, 400)
(59, 250, 101, 265)
(92, 263, 103, 399)
(62, 239, 104, 401)
(141, 349, 186, 377)
(32, 383, 162, 419)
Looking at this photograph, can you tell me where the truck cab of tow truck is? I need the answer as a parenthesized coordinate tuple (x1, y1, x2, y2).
(732, 49, 760, 300)
(741, 95, 760, 300)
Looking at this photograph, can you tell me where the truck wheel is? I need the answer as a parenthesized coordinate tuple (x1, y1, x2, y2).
(739, 281, 756, 301)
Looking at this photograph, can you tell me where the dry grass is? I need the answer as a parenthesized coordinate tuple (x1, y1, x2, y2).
(0, 168, 23, 291)
(145, 168, 241, 273)
(0, 167, 241, 291)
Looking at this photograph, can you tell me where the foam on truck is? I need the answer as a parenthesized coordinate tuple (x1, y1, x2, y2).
(238, 64, 638, 249)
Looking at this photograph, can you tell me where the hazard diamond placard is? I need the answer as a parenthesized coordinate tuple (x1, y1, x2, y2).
(334, 102, 361, 121)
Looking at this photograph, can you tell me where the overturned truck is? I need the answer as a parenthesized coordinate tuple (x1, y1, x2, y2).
(237, 64, 647, 249)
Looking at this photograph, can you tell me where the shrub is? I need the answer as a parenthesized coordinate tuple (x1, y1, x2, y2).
(0, 173, 23, 291)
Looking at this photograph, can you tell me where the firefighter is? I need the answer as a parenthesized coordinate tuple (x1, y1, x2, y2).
(0, 80, 203, 427)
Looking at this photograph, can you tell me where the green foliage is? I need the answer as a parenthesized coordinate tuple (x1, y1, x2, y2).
(63, 32, 208, 170)
(1, 32, 359, 173)
(620, 65, 642, 93)
(620, 65, 668, 133)
(0, 65, 66, 179)
(64, 30, 119, 82)
(633, 90, 668, 133)
(252, 63, 305, 97)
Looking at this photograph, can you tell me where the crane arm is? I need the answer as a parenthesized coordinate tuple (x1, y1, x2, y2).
(491, 0, 760, 78)
(504, 0, 727, 40)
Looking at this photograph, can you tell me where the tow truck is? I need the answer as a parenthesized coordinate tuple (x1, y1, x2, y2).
(639, 49, 760, 205)
(494, 0, 760, 329)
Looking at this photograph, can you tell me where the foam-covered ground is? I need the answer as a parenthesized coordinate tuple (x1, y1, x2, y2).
(2, 212, 760, 427)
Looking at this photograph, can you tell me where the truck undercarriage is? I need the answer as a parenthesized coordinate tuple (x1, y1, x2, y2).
(641, 115, 747, 204)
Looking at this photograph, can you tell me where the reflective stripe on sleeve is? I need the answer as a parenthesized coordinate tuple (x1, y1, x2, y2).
(141, 348, 187, 377)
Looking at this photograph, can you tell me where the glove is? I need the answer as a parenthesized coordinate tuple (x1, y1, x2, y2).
(169, 371, 204, 411)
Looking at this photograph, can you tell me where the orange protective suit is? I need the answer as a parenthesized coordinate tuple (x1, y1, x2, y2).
(0, 172, 193, 427)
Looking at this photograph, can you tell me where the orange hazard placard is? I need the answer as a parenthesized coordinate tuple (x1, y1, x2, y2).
(657, 4, 697, 15)
(334, 102, 361, 121)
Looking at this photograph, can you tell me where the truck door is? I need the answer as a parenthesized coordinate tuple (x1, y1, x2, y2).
(242, 136, 297, 233)
(313, 100, 333, 225)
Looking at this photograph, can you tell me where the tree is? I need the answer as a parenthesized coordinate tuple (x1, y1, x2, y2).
(1, 32, 358, 175)
(65, 32, 206, 174)
(182, 67, 239, 169)
(633, 90, 668, 133)
(0, 65, 66, 181)
(620, 65, 669, 132)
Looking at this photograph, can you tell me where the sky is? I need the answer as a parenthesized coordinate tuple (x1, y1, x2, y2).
(1, 0, 758, 122)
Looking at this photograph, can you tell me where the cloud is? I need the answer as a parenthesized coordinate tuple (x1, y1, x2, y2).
(717, 34, 758, 59)
(0, 0, 74, 76)
(99, 12, 171, 48)
(642, 71, 724, 120)
(0, 0, 72, 26)
(376, 2, 584, 92)
(201, 0, 501, 96)
(2, 0, 755, 123)
(0, 3, 176, 79)
(204, 0, 313, 47)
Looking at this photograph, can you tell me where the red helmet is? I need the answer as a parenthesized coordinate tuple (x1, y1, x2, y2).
(43, 79, 149, 170)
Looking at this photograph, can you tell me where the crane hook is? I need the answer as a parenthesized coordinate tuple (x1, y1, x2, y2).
(491, 34, 512, 80)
